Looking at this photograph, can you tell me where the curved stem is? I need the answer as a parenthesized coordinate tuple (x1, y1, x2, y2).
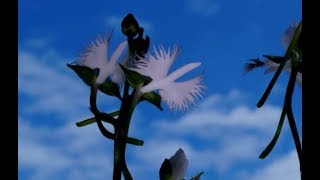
(90, 85, 116, 140)
(89, 82, 142, 180)
(284, 65, 302, 179)
(113, 83, 143, 180)
(257, 21, 302, 108)
(257, 61, 285, 108)
(287, 105, 303, 179)
(122, 161, 133, 180)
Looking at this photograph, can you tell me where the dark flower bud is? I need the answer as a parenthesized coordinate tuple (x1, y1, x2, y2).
(121, 13, 139, 39)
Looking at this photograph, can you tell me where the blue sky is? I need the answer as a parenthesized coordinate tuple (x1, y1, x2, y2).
(18, 0, 302, 179)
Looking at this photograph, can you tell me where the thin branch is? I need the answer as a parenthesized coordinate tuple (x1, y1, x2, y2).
(89, 85, 116, 140)
(284, 64, 302, 179)
(257, 61, 286, 108)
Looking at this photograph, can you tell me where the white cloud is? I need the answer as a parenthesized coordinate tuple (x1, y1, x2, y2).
(18, 49, 89, 118)
(18, 47, 119, 120)
(127, 91, 299, 178)
(187, 0, 221, 16)
(23, 37, 56, 49)
(18, 118, 114, 180)
(153, 92, 282, 139)
(105, 16, 122, 29)
(18, 45, 300, 179)
(247, 150, 300, 180)
(18, 44, 125, 179)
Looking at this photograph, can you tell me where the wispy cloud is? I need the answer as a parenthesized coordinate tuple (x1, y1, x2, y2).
(153, 90, 282, 139)
(23, 37, 56, 50)
(18, 118, 114, 180)
(18, 45, 299, 179)
(18, 49, 89, 119)
(247, 150, 300, 180)
(128, 90, 298, 178)
(18, 45, 119, 120)
(187, 0, 221, 16)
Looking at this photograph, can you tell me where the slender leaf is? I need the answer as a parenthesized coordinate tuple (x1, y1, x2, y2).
(257, 61, 285, 108)
(259, 108, 286, 159)
(99, 79, 122, 99)
(75, 110, 120, 127)
(140, 92, 163, 111)
(262, 55, 285, 64)
(190, 172, 204, 180)
(120, 64, 152, 88)
(76, 117, 96, 127)
(244, 58, 265, 72)
(67, 64, 97, 86)
(257, 21, 301, 108)
(126, 137, 144, 146)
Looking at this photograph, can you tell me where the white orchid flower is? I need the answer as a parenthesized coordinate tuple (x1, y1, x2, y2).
(130, 45, 205, 111)
(169, 148, 189, 180)
(71, 34, 128, 86)
(264, 22, 302, 86)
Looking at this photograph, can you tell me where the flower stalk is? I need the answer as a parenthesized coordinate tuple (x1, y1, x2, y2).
(284, 63, 302, 179)
(113, 82, 143, 180)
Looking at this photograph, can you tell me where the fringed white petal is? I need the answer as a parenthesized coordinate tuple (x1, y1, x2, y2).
(110, 41, 128, 65)
(159, 75, 205, 112)
(132, 45, 180, 81)
(71, 33, 128, 85)
(264, 60, 279, 74)
(111, 64, 126, 86)
(167, 62, 201, 82)
(120, 51, 131, 67)
(281, 21, 299, 50)
(73, 34, 109, 69)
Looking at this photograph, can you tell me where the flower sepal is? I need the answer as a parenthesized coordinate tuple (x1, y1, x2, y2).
(119, 64, 152, 88)
(139, 92, 163, 111)
(262, 54, 286, 64)
(98, 78, 122, 100)
(75, 110, 119, 127)
(159, 159, 173, 180)
(67, 64, 98, 86)
(67, 63, 122, 99)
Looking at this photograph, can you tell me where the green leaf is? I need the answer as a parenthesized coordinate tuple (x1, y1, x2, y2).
(159, 159, 173, 180)
(120, 64, 152, 88)
(67, 64, 97, 86)
(262, 55, 286, 64)
(190, 171, 204, 180)
(99, 79, 122, 100)
(76, 117, 96, 127)
(259, 108, 286, 159)
(140, 92, 163, 111)
(75, 110, 120, 127)
(126, 137, 144, 146)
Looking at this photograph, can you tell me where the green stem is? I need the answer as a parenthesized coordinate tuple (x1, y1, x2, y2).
(257, 61, 286, 108)
(284, 65, 302, 179)
(90, 85, 116, 140)
(113, 83, 143, 180)
(257, 21, 302, 108)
